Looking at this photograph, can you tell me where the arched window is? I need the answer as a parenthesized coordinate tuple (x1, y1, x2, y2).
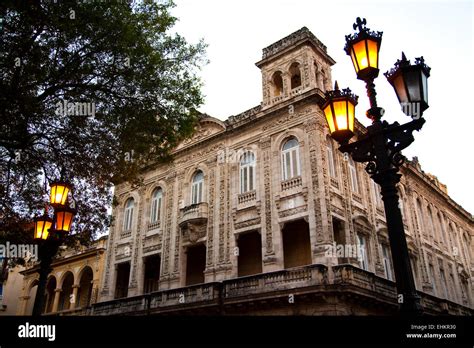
(281, 138, 301, 180)
(123, 198, 134, 231)
(191, 171, 204, 204)
(272, 71, 283, 97)
(326, 138, 336, 178)
(150, 188, 163, 224)
(240, 151, 256, 193)
(348, 157, 359, 193)
(289, 62, 301, 89)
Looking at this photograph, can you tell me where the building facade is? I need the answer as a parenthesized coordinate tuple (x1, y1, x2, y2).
(96, 27, 473, 315)
(17, 237, 106, 315)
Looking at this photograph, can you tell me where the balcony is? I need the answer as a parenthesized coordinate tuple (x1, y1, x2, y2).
(178, 202, 208, 227)
(281, 176, 302, 191)
(179, 202, 209, 243)
(91, 264, 473, 316)
(238, 190, 256, 205)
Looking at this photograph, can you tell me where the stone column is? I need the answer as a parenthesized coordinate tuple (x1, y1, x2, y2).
(52, 288, 62, 313)
(70, 285, 80, 310)
(18, 296, 30, 315)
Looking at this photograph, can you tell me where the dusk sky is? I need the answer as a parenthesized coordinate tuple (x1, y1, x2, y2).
(173, 0, 474, 214)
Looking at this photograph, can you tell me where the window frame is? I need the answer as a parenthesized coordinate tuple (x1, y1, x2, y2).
(240, 151, 256, 194)
(281, 138, 301, 181)
(357, 234, 369, 271)
(123, 198, 134, 231)
(150, 188, 163, 224)
(348, 157, 359, 193)
(191, 171, 204, 205)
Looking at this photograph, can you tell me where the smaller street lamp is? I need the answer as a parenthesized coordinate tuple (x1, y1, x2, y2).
(321, 81, 358, 144)
(385, 53, 431, 117)
(33, 215, 53, 241)
(54, 206, 76, 233)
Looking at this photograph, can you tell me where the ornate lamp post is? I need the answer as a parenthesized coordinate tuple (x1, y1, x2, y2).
(32, 180, 76, 316)
(321, 17, 431, 315)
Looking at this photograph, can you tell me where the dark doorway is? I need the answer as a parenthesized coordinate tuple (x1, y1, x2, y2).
(114, 262, 130, 299)
(143, 254, 161, 293)
(185, 244, 206, 285)
(238, 231, 262, 277)
(282, 219, 312, 268)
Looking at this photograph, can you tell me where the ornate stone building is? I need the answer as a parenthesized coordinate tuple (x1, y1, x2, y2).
(95, 27, 473, 315)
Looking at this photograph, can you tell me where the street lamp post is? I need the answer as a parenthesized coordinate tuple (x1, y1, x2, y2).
(321, 17, 430, 315)
(32, 181, 76, 316)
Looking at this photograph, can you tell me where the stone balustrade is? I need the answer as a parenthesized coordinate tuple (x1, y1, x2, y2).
(90, 264, 473, 316)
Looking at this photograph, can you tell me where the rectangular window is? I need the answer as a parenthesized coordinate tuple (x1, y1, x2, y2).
(292, 149, 299, 176)
(243, 168, 248, 192)
(157, 197, 162, 221)
(350, 165, 359, 193)
(357, 234, 369, 271)
(382, 245, 393, 281)
(249, 166, 254, 191)
(191, 182, 203, 205)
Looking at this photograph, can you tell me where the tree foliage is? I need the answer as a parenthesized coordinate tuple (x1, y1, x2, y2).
(0, 0, 206, 248)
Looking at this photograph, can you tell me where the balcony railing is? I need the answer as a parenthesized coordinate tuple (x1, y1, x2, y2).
(178, 202, 209, 227)
(91, 264, 473, 316)
(238, 190, 256, 204)
(281, 176, 302, 191)
(120, 229, 132, 239)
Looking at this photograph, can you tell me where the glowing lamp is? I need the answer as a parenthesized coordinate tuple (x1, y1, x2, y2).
(54, 206, 76, 233)
(321, 81, 359, 144)
(344, 17, 383, 81)
(49, 180, 71, 207)
(34, 215, 53, 240)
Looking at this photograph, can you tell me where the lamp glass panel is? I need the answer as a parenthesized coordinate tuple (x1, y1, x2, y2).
(35, 220, 51, 239)
(324, 105, 336, 133)
(348, 102, 355, 132)
(333, 101, 349, 131)
(353, 40, 369, 71)
(350, 49, 359, 73)
(404, 70, 421, 102)
(56, 211, 73, 232)
(50, 184, 69, 205)
(421, 72, 428, 104)
(393, 75, 408, 104)
(367, 39, 379, 68)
